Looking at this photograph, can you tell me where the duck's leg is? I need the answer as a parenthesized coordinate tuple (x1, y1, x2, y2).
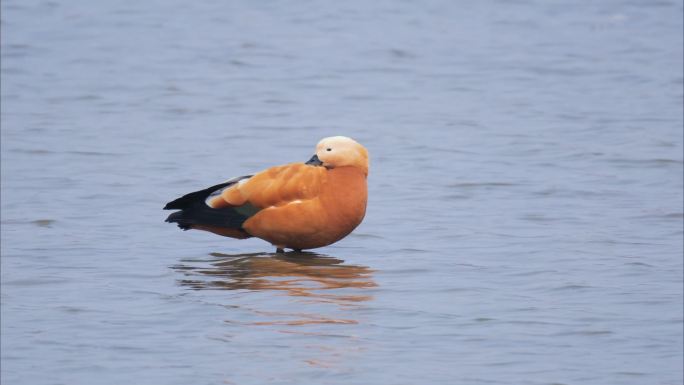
(276, 247, 285, 253)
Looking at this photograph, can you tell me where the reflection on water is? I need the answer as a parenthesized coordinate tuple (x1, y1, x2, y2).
(172, 252, 376, 326)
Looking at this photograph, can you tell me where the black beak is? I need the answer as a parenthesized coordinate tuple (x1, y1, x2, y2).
(305, 154, 323, 166)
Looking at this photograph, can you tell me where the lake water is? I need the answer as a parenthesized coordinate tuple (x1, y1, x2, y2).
(1, 0, 683, 384)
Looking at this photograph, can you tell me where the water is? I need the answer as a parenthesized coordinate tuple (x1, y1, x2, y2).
(2, 0, 682, 384)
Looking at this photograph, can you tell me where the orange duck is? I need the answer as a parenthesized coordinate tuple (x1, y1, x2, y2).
(164, 136, 369, 252)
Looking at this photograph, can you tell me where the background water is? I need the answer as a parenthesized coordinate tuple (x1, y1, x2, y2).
(2, 0, 683, 384)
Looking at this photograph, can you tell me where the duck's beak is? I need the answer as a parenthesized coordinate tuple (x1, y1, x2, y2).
(305, 154, 323, 166)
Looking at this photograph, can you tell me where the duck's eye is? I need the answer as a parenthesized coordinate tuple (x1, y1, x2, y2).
(326, 148, 332, 151)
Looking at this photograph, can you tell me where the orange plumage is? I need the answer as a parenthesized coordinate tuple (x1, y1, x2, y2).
(164, 136, 369, 251)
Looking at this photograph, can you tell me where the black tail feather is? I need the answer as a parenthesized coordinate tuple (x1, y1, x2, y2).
(164, 204, 252, 229)
(165, 211, 192, 230)
(164, 175, 255, 231)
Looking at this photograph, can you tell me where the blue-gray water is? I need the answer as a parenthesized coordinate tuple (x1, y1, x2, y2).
(2, 1, 682, 384)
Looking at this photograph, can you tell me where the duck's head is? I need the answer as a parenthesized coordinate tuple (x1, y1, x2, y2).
(306, 136, 369, 176)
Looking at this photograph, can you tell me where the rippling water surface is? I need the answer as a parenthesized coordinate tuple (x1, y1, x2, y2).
(2, 0, 683, 384)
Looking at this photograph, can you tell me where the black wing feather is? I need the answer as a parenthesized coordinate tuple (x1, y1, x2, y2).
(163, 175, 255, 230)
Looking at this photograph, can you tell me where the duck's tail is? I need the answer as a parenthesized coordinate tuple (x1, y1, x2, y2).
(164, 176, 258, 238)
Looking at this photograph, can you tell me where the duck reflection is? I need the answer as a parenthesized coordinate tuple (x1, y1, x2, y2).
(173, 251, 376, 306)
(173, 251, 375, 370)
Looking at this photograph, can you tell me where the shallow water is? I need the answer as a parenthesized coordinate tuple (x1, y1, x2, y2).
(2, 0, 683, 384)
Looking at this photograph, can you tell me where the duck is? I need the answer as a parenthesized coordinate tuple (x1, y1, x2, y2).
(164, 136, 369, 252)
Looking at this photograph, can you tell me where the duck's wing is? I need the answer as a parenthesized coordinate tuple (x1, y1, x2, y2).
(163, 175, 252, 211)
(209, 163, 327, 209)
(163, 175, 257, 235)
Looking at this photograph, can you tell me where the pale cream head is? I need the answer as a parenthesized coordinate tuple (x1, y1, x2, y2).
(315, 136, 369, 175)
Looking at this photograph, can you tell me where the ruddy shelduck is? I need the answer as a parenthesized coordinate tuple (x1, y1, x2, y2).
(164, 136, 369, 252)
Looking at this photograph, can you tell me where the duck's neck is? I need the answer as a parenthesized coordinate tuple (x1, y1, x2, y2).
(323, 166, 368, 224)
